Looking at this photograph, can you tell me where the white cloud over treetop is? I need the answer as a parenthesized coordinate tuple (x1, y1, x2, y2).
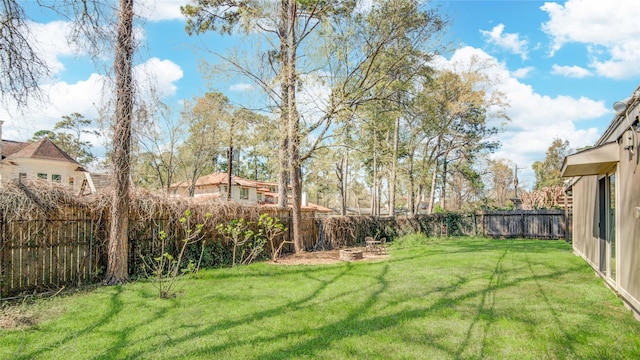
(136, 0, 189, 22)
(541, 0, 640, 79)
(480, 24, 529, 60)
(0, 57, 183, 144)
(434, 46, 606, 187)
(134, 57, 184, 98)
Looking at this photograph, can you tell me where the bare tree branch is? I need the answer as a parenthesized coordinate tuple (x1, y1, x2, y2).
(0, 0, 49, 106)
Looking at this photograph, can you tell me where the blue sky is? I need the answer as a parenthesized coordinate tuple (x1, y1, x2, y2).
(2, 0, 639, 189)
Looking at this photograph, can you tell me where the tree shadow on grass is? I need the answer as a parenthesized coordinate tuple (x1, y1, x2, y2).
(114, 261, 361, 359)
(10, 239, 633, 359)
(13, 285, 125, 360)
(11, 284, 181, 360)
(179, 258, 601, 359)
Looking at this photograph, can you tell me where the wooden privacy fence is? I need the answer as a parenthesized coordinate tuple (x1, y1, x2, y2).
(0, 206, 320, 298)
(478, 210, 569, 239)
(1, 207, 570, 298)
(0, 208, 103, 299)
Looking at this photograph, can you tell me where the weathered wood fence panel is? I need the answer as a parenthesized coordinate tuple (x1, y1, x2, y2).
(479, 210, 567, 239)
(1, 208, 101, 297)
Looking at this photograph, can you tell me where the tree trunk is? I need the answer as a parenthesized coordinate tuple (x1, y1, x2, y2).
(277, 0, 289, 209)
(105, 0, 134, 285)
(342, 148, 348, 215)
(442, 157, 447, 212)
(371, 131, 377, 216)
(389, 115, 399, 216)
(227, 145, 233, 201)
(408, 152, 415, 215)
(428, 161, 438, 215)
(336, 157, 346, 215)
(287, 0, 304, 253)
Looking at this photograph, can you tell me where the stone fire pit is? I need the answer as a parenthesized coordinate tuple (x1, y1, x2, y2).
(339, 249, 363, 261)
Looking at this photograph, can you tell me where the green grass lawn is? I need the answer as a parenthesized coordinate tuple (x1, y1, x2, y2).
(2, 235, 640, 359)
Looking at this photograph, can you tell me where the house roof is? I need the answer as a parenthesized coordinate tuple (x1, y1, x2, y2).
(305, 202, 334, 213)
(561, 141, 619, 178)
(1, 139, 30, 159)
(260, 202, 334, 213)
(1, 137, 84, 169)
(170, 172, 261, 189)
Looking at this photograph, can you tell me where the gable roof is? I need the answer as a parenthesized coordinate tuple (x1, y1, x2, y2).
(1, 139, 30, 159)
(2, 137, 84, 169)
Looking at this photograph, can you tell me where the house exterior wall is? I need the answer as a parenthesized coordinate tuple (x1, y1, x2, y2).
(568, 99, 640, 314)
(191, 184, 257, 204)
(0, 158, 83, 189)
(616, 135, 640, 310)
(571, 175, 598, 269)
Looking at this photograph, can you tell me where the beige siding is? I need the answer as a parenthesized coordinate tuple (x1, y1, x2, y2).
(0, 158, 83, 190)
(572, 175, 599, 268)
(571, 133, 640, 313)
(616, 139, 640, 308)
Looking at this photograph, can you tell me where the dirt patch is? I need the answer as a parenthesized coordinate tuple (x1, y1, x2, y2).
(270, 246, 388, 265)
(0, 309, 38, 330)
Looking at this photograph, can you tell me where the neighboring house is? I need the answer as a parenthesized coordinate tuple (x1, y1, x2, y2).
(561, 86, 640, 316)
(169, 172, 333, 213)
(0, 120, 110, 195)
(170, 172, 260, 204)
(0, 121, 87, 190)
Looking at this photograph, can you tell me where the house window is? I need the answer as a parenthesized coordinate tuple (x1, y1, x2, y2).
(52, 174, 61, 183)
(37, 173, 47, 180)
(257, 193, 263, 202)
(19, 173, 26, 182)
(69, 177, 74, 186)
(240, 187, 249, 200)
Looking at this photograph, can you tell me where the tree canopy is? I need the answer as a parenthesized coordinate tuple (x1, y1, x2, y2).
(532, 138, 571, 190)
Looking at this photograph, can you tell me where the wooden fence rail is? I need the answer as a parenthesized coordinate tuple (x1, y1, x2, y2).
(1, 208, 570, 298)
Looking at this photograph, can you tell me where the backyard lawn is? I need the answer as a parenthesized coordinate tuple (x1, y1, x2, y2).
(2, 235, 640, 359)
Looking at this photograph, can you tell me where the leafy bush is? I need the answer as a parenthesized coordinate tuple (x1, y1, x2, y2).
(140, 210, 209, 298)
(257, 213, 289, 262)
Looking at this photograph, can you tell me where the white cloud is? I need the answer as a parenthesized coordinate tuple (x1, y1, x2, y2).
(480, 24, 529, 60)
(551, 64, 592, 78)
(433, 46, 607, 189)
(136, 0, 189, 21)
(0, 73, 105, 141)
(134, 57, 184, 97)
(541, 0, 640, 79)
(28, 21, 83, 76)
(229, 83, 255, 92)
(511, 67, 535, 79)
(1, 58, 183, 145)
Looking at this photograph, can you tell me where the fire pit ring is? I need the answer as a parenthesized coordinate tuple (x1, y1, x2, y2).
(339, 249, 363, 261)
